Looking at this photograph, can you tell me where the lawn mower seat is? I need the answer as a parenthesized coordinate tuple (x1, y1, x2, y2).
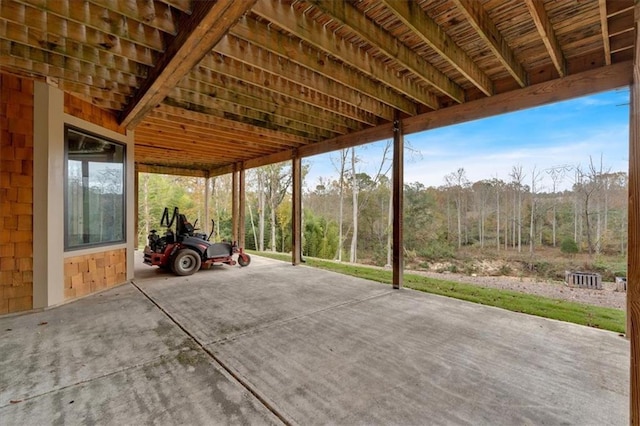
(177, 214, 195, 236)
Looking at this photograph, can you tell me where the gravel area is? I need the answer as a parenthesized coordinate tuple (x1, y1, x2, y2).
(408, 270, 626, 311)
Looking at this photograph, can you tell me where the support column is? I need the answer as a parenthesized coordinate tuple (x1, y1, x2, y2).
(392, 111, 404, 289)
(231, 166, 239, 244)
(134, 165, 139, 249)
(238, 167, 246, 248)
(628, 5, 640, 423)
(292, 153, 302, 265)
(204, 173, 210, 237)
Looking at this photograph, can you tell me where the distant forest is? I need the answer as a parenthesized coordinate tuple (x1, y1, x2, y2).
(138, 148, 628, 267)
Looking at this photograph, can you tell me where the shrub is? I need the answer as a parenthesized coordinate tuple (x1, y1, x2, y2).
(560, 238, 579, 254)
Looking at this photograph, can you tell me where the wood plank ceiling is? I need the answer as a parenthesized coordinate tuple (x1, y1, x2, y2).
(0, 0, 635, 176)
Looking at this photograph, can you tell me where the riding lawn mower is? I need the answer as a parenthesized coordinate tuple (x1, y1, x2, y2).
(143, 207, 250, 276)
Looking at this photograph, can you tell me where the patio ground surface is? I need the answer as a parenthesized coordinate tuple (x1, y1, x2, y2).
(0, 253, 629, 424)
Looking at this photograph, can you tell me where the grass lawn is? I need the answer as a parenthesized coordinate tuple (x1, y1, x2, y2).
(249, 250, 626, 334)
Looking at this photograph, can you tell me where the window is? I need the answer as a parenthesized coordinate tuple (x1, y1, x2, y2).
(65, 127, 125, 250)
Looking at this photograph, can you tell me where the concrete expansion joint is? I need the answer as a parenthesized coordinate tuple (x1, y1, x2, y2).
(129, 281, 293, 426)
(0, 356, 168, 409)
(207, 289, 398, 346)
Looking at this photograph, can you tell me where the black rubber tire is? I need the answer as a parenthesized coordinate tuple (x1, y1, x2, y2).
(237, 254, 251, 267)
(172, 249, 201, 276)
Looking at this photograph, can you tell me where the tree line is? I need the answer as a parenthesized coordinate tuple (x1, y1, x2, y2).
(138, 150, 628, 266)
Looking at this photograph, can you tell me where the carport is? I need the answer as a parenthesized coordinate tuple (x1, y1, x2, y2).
(0, 255, 628, 423)
(0, 0, 639, 421)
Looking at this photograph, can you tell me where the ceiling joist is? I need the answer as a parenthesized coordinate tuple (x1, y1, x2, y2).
(524, 0, 567, 77)
(379, 0, 493, 96)
(251, 0, 446, 108)
(451, 0, 527, 87)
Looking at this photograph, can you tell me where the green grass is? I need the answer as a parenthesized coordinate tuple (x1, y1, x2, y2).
(249, 250, 626, 334)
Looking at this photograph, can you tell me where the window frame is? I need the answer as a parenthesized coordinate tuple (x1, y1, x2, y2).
(63, 125, 127, 251)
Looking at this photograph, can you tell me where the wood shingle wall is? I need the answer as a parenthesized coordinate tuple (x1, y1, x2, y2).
(0, 73, 33, 314)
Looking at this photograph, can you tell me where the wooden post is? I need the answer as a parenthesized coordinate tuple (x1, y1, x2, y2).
(231, 165, 239, 244)
(629, 5, 640, 423)
(292, 153, 302, 265)
(392, 111, 404, 289)
(238, 167, 246, 249)
(134, 165, 139, 249)
(204, 173, 210, 237)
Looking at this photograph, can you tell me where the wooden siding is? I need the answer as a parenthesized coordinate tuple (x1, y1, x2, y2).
(63, 249, 127, 300)
(0, 73, 33, 314)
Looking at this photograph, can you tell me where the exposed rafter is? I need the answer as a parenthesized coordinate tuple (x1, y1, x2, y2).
(226, 18, 413, 118)
(194, 58, 381, 126)
(252, 1, 460, 106)
(119, 0, 257, 128)
(450, 0, 527, 87)
(380, 0, 493, 96)
(599, 0, 612, 65)
(524, 0, 566, 77)
(304, 0, 464, 103)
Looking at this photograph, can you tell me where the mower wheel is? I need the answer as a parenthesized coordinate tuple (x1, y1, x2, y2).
(237, 254, 251, 267)
(172, 249, 201, 276)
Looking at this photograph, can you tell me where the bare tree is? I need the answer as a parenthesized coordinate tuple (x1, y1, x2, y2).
(509, 165, 525, 252)
(331, 149, 349, 261)
(545, 165, 571, 247)
(528, 166, 543, 254)
(444, 168, 469, 249)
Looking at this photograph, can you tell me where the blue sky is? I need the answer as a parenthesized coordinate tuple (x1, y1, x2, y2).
(304, 88, 630, 192)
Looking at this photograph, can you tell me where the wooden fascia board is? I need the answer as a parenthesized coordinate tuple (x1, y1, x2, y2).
(294, 61, 631, 160)
(119, 0, 257, 129)
(305, 0, 463, 103)
(402, 61, 631, 135)
(451, 0, 527, 87)
(136, 163, 209, 178)
(524, 0, 567, 77)
(251, 0, 449, 107)
(380, 0, 493, 96)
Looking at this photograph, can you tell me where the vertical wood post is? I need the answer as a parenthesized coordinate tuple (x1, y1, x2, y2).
(238, 167, 246, 249)
(629, 5, 640, 423)
(392, 111, 404, 289)
(232, 165, 239, 244)
(204, 173, 210, 237)
(292, 153, 302, 265)
(134, 165, 139, 249)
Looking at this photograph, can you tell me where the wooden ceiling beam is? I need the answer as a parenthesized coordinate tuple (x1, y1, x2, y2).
(177, 74, 366, 132)
(86, 0, 177, 35)
(169, 83, 352, 136)
(162, 96, 330, 141)
(143, 115, 302, 149)
(451, 0, 527, 87)
(380, 0, 493, 96)
(226, 20, 409, 117)
(304, 0, 463, 103)
(152, 104, 310, 147)
(292, 61, 632, 161)
(136, 120, 277, 153)
(119, 0, 257, 129)
(250, 1, 444, 109)
(195, 59, 380, 125)
(524, 0, 567, 77)
(210, 36, 390, 125)
(11, 0, 165, 51)
(598, 0, 612, 65)
(137, 164, 210, 178)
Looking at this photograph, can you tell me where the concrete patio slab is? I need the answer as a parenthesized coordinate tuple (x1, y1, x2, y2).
(1, 253, 629, 425)
(0, 283, 279, 425)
